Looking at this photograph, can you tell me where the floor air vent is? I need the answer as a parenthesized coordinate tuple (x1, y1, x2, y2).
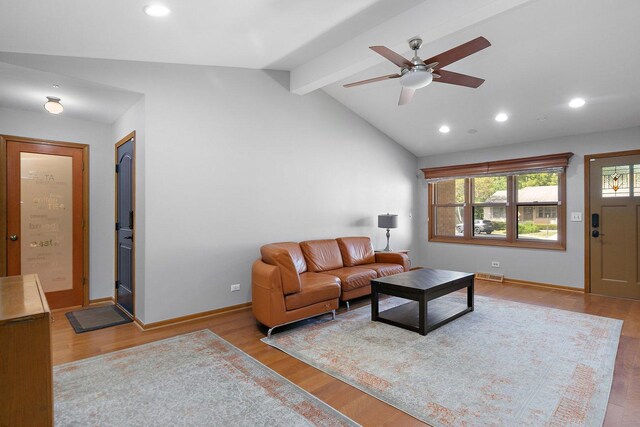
(475, 272, 504, 282)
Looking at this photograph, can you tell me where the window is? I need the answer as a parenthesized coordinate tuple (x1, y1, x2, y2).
(423, 153, 572, 250)
(516, 173, 559, 241)
(601, 163, 640, 197)
(432, 179, 464, 237)
(472, 176, 507, 239)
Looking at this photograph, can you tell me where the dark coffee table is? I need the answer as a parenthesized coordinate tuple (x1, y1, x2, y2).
(371, 268, 474, 335)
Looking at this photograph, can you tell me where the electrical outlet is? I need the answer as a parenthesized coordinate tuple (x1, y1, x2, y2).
(491, 261, 500, 268)
(230, 284, 240, 292)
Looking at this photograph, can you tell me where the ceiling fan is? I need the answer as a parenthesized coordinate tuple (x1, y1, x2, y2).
(344, 36, 491, 106)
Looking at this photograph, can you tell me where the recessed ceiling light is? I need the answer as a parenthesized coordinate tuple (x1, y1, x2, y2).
(44, 96, 63, 114)
(569, 97, 586, 108)
(439, 125, 450, 134)
(144, 4, 171, 17)
(495, 113, 509, 122)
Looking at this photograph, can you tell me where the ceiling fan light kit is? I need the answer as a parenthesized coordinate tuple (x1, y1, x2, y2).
(344, 36, 491, 106)
(400, 68, 433, 89)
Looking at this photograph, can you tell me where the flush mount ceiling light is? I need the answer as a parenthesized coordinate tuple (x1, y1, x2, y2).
(44, 96, 63, 114)
(495, 112, 509, 122)
(143, 4, 171, 17)
(439, 125, 450, 134)
(569, 97, 586, 108)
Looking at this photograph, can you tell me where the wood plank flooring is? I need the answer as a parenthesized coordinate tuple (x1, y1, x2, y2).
(51, 281, 640, 426)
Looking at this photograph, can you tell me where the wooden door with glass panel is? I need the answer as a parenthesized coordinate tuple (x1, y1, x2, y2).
(589, 154, 640, 299)
(6, 139, 84, 308)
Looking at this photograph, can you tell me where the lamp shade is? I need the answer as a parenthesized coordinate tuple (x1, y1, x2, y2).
(378, 214, 398, 229)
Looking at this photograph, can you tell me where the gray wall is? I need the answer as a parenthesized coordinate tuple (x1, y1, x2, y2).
(0, 106, 115, 300)
(0, 54, 419, 323)
(417, 126, 640, 288)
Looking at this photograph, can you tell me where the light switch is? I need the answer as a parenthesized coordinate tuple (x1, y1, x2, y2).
(571, 212, 582, 222)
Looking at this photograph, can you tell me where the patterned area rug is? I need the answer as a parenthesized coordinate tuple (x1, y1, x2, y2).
(263, 294, 622, 427)
(54, 330, 358, 426)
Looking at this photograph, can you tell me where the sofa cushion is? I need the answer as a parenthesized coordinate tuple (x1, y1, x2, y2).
(324, 267, 376, 292)
(285, 273, 341, 311)
(366, 263, 404, 278)
(260, 243, 304, 295)
(336, 237, 375, 267)
(300, 239, 343, 272)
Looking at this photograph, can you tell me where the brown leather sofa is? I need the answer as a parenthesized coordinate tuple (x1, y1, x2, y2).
(252, 236, 409, 337)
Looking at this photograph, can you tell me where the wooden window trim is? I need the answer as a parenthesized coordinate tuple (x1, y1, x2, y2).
(426, 153, 571, 250)
(421, 152, 573, 180)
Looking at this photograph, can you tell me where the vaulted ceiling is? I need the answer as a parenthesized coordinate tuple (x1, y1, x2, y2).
(1, 0, 639, 155)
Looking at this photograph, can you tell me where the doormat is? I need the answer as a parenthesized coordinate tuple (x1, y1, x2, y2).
(65, 304, 132, 333)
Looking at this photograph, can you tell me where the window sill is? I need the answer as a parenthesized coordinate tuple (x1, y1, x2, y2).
(429, 236, 566, 250)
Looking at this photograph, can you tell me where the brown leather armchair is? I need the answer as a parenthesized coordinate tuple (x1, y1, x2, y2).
(252, 242, 340, 337)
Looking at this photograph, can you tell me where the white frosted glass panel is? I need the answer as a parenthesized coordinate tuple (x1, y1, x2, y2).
(20, 153, 73, 292)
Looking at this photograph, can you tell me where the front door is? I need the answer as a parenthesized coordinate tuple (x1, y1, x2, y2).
(5, 138, 85, 308)
(115, 135, 134, 316)
(589, 153, 640, 298)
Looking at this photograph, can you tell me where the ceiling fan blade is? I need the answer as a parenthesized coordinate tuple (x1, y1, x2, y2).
(343, 73, 401, 88)
(424, 36, 491, 69)
(398, 87, 415, 106)
(370, 46, 413, 68)
(432, 69, 485, 88)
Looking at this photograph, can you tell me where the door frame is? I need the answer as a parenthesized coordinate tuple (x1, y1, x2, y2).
(0, 134, 90, 306)
(114, 131, 136, 317)
(583, 148, 640, 293)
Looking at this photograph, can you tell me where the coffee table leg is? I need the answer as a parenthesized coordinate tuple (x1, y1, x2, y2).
(419, 294, 427, 335)
(371, 284, 379, 321)
(467, 279, 474, 311)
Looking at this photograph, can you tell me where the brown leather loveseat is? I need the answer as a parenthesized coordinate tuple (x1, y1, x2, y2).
(252, 236, 409, 337)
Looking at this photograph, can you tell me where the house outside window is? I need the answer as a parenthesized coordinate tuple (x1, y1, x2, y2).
(423, 152, 572, 250)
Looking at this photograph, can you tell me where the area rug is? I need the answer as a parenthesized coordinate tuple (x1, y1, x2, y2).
(54, 330, 358, 426)
(263, 294, 622, 427)
(65, 304, 132, 333)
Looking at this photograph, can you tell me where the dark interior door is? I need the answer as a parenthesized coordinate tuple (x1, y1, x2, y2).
(116, 138, 134, 316)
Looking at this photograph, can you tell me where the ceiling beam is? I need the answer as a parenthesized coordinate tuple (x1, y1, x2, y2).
(290, 0, 536, 95)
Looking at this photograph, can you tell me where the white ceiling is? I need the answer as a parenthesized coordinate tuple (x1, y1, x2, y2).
(323, 0, 640, 156)
(0, 61, 142, 124)
(0, 0, 422, 70)
(1, 0, 639, 155)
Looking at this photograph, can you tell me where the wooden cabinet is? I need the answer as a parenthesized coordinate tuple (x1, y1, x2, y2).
(0, 274, 53, 427)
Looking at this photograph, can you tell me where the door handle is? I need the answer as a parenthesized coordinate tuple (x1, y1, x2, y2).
(592, 230, 605, 238)
(9, 234, 18, 241)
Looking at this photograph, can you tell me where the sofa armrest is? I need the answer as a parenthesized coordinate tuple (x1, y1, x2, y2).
(252, 259, 282, 291)
(375, 252, 410, 272)
(252, 259, 287, 328)
(260, 245, 302, 295)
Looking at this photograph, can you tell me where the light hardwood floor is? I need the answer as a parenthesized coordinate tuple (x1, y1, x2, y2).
(51, 281, 640, 426)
